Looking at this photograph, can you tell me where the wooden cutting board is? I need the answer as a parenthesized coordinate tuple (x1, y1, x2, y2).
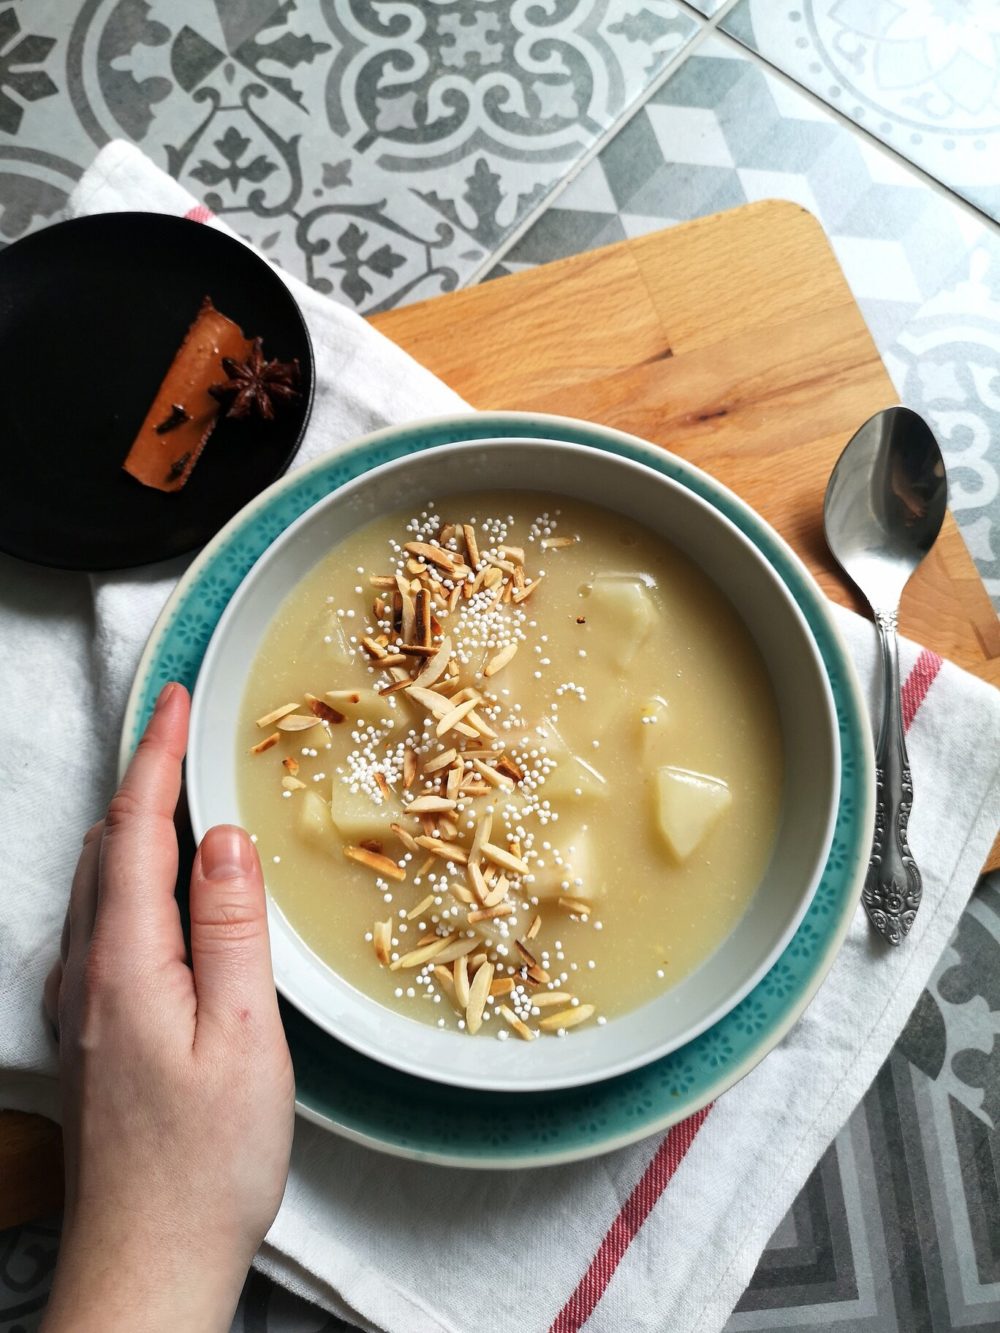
(2, 200, 997, 1232)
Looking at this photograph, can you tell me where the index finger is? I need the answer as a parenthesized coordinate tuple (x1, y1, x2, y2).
(95, 682, 189, 951)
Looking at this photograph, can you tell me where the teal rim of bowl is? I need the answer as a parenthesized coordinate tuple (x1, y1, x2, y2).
(123, 412, 872, 1168)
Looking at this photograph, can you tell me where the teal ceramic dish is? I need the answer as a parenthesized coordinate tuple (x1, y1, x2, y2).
(121, 412, 874, 1169)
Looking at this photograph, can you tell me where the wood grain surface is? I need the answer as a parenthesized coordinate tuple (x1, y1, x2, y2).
(3, 200, 996, 1231)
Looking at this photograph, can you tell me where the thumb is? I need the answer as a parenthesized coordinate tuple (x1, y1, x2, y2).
(189, 825, 278, 1035)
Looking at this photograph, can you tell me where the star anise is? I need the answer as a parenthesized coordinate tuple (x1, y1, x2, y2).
(209, 338, 301, 422)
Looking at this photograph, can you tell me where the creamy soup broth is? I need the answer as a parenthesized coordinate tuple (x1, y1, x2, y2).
(237, 493, 783, 1038)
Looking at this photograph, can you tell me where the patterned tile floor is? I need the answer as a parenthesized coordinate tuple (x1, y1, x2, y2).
(1, 1, 998, 1330)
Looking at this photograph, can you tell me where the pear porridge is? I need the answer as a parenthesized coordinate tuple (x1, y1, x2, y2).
(237, 493, 783, 1042)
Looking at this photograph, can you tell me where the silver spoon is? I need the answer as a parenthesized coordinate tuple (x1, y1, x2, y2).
(824, 406, 948, 945)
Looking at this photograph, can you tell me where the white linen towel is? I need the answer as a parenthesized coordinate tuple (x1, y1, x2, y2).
(1, 142, 998, 1333)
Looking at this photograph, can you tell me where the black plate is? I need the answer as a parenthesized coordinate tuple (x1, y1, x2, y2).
(0, 213, 314, 570)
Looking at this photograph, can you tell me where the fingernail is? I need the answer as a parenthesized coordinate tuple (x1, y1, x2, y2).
(155, 681, 177, 712)
(201, 826, 254, 881)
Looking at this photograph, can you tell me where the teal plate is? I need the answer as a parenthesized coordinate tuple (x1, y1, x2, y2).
(122, 412, 874, 1169)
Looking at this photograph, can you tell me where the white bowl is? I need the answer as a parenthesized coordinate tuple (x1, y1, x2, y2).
(188, 438, 839, 1093)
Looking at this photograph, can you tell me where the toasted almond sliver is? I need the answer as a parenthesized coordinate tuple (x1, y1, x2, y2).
(250, 731, 280, 755)
(362, 635, 388, 659)
(344, 845, 406, 881)
(449, 882, 475, 905)
(498, 545, 525, 564)
(411, 635, 452, 690)
(433, 936, 481, 965)
(483, 875, 509, 909)
(462, 523, 481, 570)
(469, 810, 492, 867)
(540, 535, 577, 550)
(305, 693, 345, 724)
(406, 893, 435, 921)
(454, 956, 471, 1007)
(469, 951, 489, 971)
(403, 748, 417, 789)
(467, 902, 514, 924)
(256, 702, 299, 728)
(484, 553, 517, 574)
(400, 644, 437, 658)
(390, 935, 455, 970)
(282, 756, 300, 775)
(438, 815, 460, 840)
(538, 1004, 596, 1033)
(432, 964, 457, 1001)
(512, 573, 545, 604)
(482, 841, 530, 876)
(436, 695, 479, 738)
(482, 566, 503, 589)
(406, 795, 456, 813)
(526, 913, 542, 940)
(281, 775, 307, 791)
(406, 684, 450, 718)
(416, 588, 432, 645)
(471, 757, 514, 790)
(484, 642, 518, 677)
(390, 823, 421, 857)
(378, 677, 412, 696)
(460, 782, 491, 797)
(490, 977, 515, 997)
(498, 1005, 536, 1041)
(404, 541, 456, 573)
(465, 960, 494, 1035)
(529, 991, 574, 1009)
(467, 861, 489, 905)
(369, 574, 397, 589)
(414, 854, 436, 880)
(373, 918, 392, 966)
(399, 587, 416, 645)
(527, 965, 551, 985)
(424, 747, 457, 775)
(558, 895, 593, 916)
(515, 939, 538, 969)
(415, 835, 468, 865)
(495, 753, 525, 783)
(466, 708, 498, 740)
(374, 772, 392, 800)
(276, 713, 320, 732)
(446, 764, 463, 802)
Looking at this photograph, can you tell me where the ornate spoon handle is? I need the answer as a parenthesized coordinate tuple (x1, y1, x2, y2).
(863, 610, 922, 945)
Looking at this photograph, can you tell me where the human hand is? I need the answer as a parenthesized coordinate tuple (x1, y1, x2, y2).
(41, 682, 295, 1333)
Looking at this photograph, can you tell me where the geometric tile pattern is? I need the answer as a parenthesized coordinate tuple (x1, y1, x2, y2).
(0, 0, 700, 307)
(1, 1, 999, 1330)
(493, 34, 1000, 603)
(721, 0, 1000, 223)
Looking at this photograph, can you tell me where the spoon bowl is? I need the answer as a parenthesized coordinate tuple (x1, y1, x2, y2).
(824, 406, 947, 611)
(824, 406, 947, 945)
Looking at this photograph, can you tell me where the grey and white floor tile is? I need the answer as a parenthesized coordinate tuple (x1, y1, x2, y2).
(492, 32, 1000, 600)
(719, 0, 1000, 223)
(1, 2, 999, 1331)
(0, 0, 701, 302)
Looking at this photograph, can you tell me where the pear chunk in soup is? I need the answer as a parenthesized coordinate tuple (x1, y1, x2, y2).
(530, 718, 607, 800)
(583, 573, 656, 667)
(296, 789, 335, 849)
(655, 767, 732, 861)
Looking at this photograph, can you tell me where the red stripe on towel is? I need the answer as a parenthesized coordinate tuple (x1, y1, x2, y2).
(183, 204, 214, 224)
(549, 1107, 711, 1333)
(549, 645, 942, 1331)
(902, 649, 942, 731)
